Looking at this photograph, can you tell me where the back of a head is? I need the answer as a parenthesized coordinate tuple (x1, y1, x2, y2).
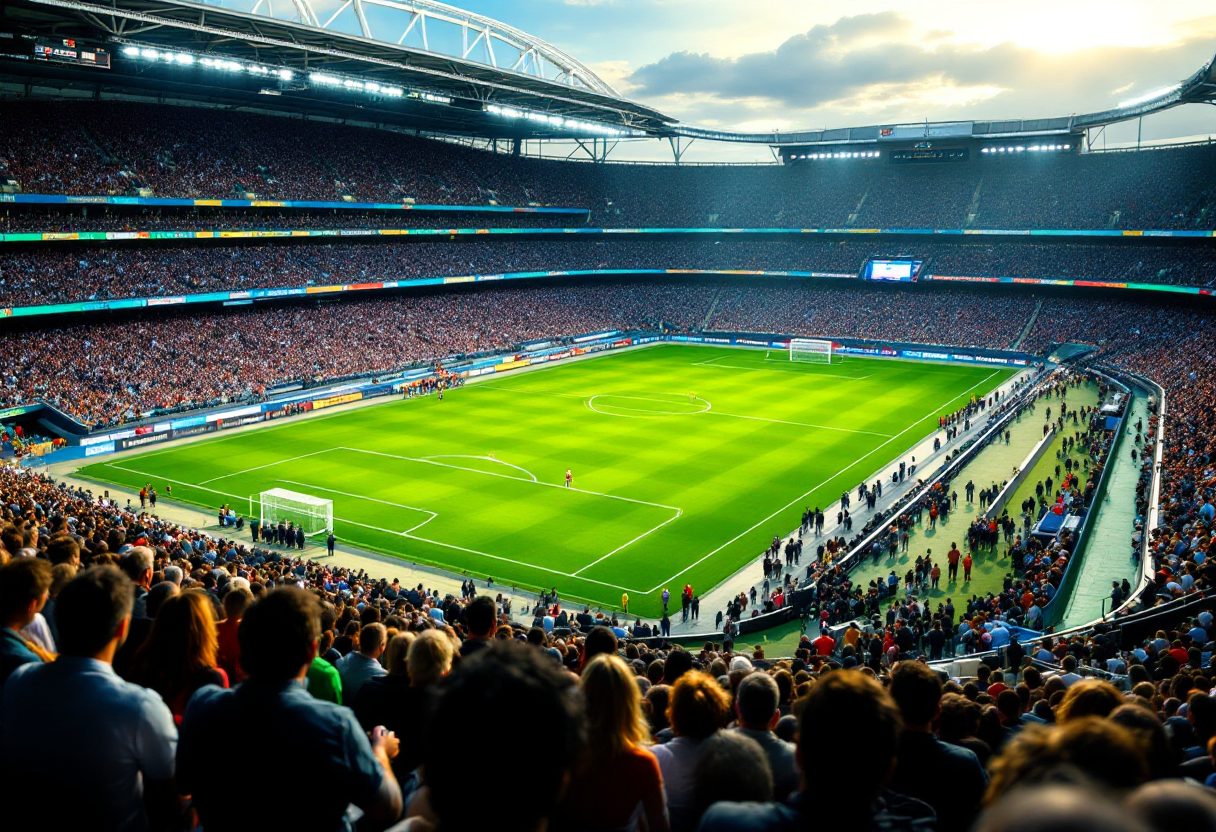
(465, 595, 497, 637)
(735, 672, 780, 729)
(1188, 691, 1216, 740)
(668, 670, 732, 741)
(222, 586, 253, 619)
(997, 690, 1023, 721)
(384, 632, 414, 676)
(987, 717, 1148, 802)
(358, 622, 387, 656)
(424, 641, 583, 832)
(1126, 780, 1216, 832)
(663, 647, 694, 683)
(238, 587, 321, 681)
(797, 670, 902, 804)
(120, 546, 154, 581)
(692, 732, 774, 824)
(55, 565, 134, 657)
(44, 536, 79, 567)
(977, 784, 1151, 832)
(408, 629, 455, 685)
(0, 557, 52, 621)
(581, 654, 648, 757)
(888, 660, 942, 726)
(1056, 678, 1123, 723)
(583, 626, 618, 664)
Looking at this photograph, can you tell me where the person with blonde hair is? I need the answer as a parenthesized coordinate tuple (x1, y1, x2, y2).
(132, 589, 228, 720)
(553, 654, 668, 832)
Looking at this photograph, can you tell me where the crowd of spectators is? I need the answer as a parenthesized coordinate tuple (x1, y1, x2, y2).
(0, 207, 581, 234)
(4, 101, 1215, 230)
(0, 239, 866, 307)
(2, 237, 1213, 308)
(0, 281, 717, 426)
(709, 282, 1039, 349)
(3, 454, 1216, 832)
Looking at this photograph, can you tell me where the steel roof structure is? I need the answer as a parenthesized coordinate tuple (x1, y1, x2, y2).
(1, 0, 1214, 153)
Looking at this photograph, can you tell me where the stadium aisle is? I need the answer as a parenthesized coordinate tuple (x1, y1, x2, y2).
(1058, 393, 1147, 627)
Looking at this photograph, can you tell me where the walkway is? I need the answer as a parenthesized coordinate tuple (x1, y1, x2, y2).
(841, 381, 1099, 614)
(1059, 393, 1147, 627)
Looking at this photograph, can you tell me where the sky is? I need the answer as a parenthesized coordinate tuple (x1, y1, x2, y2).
(300, 0, 1216, 162)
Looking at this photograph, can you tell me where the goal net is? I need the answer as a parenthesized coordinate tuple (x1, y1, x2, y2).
(789, 338, 835, 364)
(259, 488, 333, 537)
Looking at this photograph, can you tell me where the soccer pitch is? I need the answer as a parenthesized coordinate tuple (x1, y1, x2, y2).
(81, 344, 1015, 616)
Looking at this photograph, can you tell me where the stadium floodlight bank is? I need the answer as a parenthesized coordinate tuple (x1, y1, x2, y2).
(789, 338, 835, 364)
(259, 488, 333, 536)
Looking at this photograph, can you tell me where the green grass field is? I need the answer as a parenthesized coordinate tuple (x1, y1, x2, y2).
(81, 344, 1014, 616)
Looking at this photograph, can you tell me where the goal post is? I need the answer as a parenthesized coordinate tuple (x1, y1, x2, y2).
(789, 338, 835, 364)
(258, 488, 333, 537)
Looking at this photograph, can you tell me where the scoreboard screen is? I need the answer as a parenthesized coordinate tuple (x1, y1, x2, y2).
(863, 259, 924, 282)
(33, 38, 110, 69)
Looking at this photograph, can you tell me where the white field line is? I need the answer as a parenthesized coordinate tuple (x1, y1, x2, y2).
(199, 449, 334, 484)
(586, 394, 712, 418)
(421, 454, 538, 482)
(402, 531, 646, 593)
(103, 463, 250, 503)
(705, 410, 894, 438)
(339, 447, 682, 513)
(572, 506, 683, 577)
(641, 369, 1002, 594)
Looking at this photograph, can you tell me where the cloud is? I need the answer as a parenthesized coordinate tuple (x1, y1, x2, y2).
(625, 12, 1215, 130)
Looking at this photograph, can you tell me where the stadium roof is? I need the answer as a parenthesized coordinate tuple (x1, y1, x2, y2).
(0, 0, 673, 139)
(1, 0, 1214, 151)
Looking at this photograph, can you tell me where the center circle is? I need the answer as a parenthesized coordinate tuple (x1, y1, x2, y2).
(586, 393, 711, 418)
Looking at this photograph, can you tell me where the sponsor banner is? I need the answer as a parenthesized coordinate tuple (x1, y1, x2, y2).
(153, 422, 172, 433)
(735, 339, 770, 347)
(170, 423, 217, 439)
(147, 296, 186, 307)
(82, 429, 132, 446)
(206, 405, 262, 424)
(312, 392, 363, 410)
(119, 432, 169, 450)
(574, 330, 620, 343)
(84, 442, 115, 456)
(133, 425, 155, 436)
(494, 359, 531, 372)
(218, 414, 264, 428)
(612, 338, 634, 348)
(170, 415, 207, 430)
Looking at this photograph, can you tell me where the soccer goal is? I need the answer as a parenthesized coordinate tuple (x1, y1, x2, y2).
(789, 338, 835, 364)
(259, 488, 333, 537)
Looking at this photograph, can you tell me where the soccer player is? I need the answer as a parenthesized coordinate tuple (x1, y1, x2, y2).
(565, 469, 573, 488)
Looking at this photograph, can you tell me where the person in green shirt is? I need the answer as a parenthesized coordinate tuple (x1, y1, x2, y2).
(306, 654, 343, 705)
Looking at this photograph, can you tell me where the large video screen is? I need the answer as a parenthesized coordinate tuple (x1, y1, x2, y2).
(33, 38, 109, 69)
(863, 259, 924, 282)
